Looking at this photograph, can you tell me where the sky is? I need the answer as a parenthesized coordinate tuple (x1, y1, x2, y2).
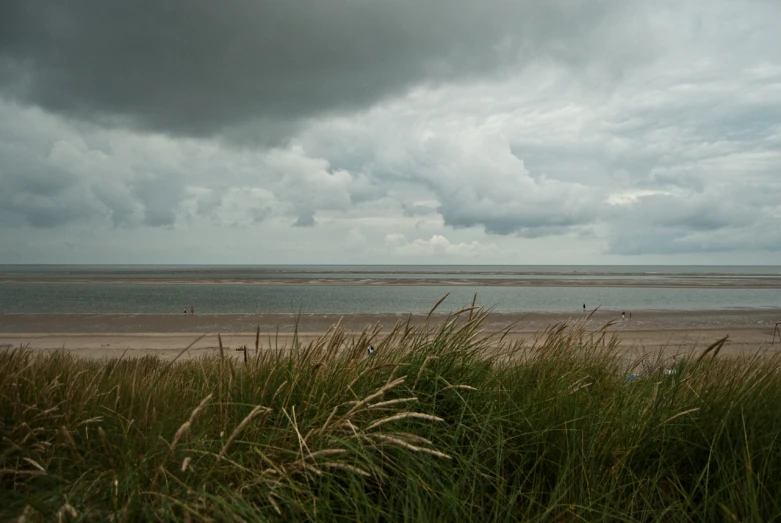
(1, 0, 780, 265)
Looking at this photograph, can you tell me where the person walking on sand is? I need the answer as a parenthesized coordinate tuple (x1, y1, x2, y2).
(622, 311, 625, 321)
(583, 303, 586, 313)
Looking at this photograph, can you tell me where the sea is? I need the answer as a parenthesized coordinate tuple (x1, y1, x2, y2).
(1, 265, 780, 315)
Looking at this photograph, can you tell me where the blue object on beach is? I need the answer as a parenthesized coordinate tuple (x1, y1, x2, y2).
(626, 374, 639, 381)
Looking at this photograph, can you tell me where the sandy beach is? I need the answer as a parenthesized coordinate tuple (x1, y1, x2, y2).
(2, 309, 780, 361)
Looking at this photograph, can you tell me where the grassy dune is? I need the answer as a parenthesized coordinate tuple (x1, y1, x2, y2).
(2, 308, 781, 521)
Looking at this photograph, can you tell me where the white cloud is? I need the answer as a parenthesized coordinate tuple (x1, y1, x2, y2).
(385, 234, 495, 258)
(606, 190, 673, 206)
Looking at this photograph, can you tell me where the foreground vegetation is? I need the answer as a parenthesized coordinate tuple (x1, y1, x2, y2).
(2, 307, 781, 521)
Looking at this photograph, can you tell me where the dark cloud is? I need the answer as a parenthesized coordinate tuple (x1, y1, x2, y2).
(605, 187, 781, 255)
(293, 212, 316, 228)
(195, 189, 224, 219)
(90, 180, 141, 227)
(0, 0, 629, 142)
(0, 164, 98, 228)
(0, 195, 93, 228)
(402, 202, 438, 217)
(438, 196, 592, 237)
(130, 176, 184, 227)
(250, 206, 270, 224)
(0, 123, 96, 227)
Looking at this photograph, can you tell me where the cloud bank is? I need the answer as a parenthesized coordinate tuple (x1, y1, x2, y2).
(1, 0, 780, 263)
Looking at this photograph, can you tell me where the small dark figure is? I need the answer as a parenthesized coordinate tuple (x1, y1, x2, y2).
(184, 308, 187, 313)
(190, 304, 194, 314)
(630, 312, 633, 320)
(367, 345, 375, 356)
(583, 303, 586, 313)
(622, 311, 625, 321)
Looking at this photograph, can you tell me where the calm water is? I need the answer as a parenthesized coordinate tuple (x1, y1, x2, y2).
(0, 265, 780, 314)
(3, 264, 781, 280)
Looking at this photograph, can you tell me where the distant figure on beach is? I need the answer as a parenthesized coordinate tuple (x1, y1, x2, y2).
(183, 308, 187, 314)
(622, 311, 625, 321)
(367, 345, 375, 356)
(630, 312, 633, 320)
(190, 304, 194, 314)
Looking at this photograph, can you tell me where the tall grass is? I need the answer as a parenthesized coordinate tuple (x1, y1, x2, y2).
(2, 308, 781, 521)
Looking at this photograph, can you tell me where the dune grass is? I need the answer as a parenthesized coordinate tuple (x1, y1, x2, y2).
(2, 307, 781, 521)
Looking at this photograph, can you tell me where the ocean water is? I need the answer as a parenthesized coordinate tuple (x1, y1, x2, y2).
(0, 265, 780, 314)
(3, 264, 781, 281)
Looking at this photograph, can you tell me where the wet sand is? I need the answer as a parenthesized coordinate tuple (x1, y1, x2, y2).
(1, 309, 780, 361)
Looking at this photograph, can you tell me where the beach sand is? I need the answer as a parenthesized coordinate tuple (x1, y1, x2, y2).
(2, 309, 780, 361)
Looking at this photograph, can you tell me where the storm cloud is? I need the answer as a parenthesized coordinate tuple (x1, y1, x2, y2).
(0, 0, 635, 142)
(0, 0, 780, 263)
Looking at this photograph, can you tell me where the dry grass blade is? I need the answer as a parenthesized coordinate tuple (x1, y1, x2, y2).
(60, 426, 79, 456)
(365, 412, 445, 431)
(451, 306, 480, 318)
(267, 494, 282, 516)
(368, 397, 418, 409)
(57, 503, 78, 519)
(169, 424, 190, 451)
(320, 405, 339, 434)
(415, 355, 438, 380)
(426, 293, 450, 320)
(385, 432, 433, 445)
(346, 377, 406, 416)
(412, 355, 439, 389)
(270, 381, 288, 405)
(442, 384, 478, 391)
(301, 462, 322, 476)
(369, 434, 451, 459)
(22, 458, 45, 473)
(0, 468, 46, 477)
(77, 416, 104, 426)
(218, 405, 271, 460)
(322, 462, 371, 476)
(346, 364, 400, 393)
(663, 408, 700, 424)
(171, 393, 213, 450)
(284, 406, 311, 460)
(696, 336, 729, 362)
(304, 449, 348, 460)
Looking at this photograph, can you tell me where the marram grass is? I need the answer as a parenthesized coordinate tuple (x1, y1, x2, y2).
(2, 308, 781, 522)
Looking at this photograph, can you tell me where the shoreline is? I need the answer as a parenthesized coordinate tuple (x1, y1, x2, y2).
(2, 309, 781, 331)
(2, 309, 780, 360)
